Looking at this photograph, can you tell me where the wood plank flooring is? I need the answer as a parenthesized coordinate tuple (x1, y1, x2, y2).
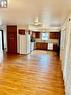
(0, 50, 65, 95)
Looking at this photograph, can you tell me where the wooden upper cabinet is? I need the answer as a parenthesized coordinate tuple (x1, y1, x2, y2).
(19, 29, 25, 35)
(35, 32, 40, 38)
(7, 25, 17, 54)
(50, 32, 60, 39)
(32, 32, 40, 38)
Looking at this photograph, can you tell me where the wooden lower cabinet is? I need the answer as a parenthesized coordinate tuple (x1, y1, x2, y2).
(35, 42, 48, 50)
(53, 44, 59, 52)
(35, 42, 59, 52)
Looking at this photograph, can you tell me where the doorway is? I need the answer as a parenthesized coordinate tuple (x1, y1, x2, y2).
(0, 30, 4, 51)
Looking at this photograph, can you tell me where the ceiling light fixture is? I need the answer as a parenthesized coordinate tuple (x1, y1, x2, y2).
(0, 0, 7, 8)
(33, 17, 42, 26)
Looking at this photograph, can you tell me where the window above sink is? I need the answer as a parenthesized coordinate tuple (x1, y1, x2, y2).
(41, 32, 49, 41)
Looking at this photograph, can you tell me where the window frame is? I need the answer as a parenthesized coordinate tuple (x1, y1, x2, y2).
(41, 32, 49, 41)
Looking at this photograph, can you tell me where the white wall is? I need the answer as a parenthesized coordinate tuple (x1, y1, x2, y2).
(60, 14, 71, 95)
(64, 19, 71, 95)
(0, 25, 7, 51)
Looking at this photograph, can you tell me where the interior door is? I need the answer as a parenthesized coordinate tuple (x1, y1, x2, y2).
(0, 30, 2, 52)
(7, 26, 17, 53)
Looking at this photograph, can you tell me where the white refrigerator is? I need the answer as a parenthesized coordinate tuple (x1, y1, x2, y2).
(26, 33, 31, 54)
(19, 32, 31, 54)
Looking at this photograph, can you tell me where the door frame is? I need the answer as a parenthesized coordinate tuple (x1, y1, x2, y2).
(0, 30, 4, 50)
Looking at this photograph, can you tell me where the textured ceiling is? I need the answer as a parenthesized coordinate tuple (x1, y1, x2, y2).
(0, 0, 71, 27)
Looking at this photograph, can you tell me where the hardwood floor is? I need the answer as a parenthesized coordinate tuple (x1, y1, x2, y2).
(0, 50, 65, 95)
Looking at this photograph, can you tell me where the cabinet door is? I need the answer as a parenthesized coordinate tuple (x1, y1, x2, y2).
(36, 42, 41, 50)
(50, 32, 60, 39)
(41, 43, 48, 50)
(32, 32, 40, 38)
(7, 26, 17, 53)
(36, 42, 48, 50)
(53, 44, 58, 52)
(35, 32, 40, 38)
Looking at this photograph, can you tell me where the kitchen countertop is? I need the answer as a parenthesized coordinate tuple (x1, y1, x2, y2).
(35, 39, 59, 44)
